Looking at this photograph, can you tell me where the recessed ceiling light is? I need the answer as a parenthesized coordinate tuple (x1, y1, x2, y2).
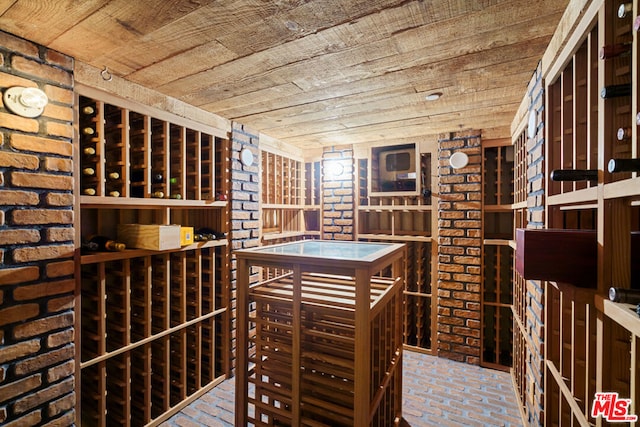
(425, 92, 442, 101)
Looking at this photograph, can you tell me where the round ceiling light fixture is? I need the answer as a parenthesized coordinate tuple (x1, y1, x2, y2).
(425, 92, 442, 101)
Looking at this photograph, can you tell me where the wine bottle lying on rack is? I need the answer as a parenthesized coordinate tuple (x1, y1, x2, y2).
(601, 83, 632, 99)
(617, 127, 631, 141)
(618, 2, 632, 18)
(550, 169, 598, 181)
(609, 287, 640, 304)
(82, 235, 126, 252)
(607, 158, 640, 173)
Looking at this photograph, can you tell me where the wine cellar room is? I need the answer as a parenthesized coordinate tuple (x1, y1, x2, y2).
(1, 0, 640, 426)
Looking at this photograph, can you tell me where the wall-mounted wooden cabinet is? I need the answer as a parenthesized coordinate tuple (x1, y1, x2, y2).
(75, 86, 230, 427)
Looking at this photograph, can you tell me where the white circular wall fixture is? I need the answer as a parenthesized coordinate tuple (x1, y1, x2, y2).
(3, 86, 48, 118)
(528, 109, 537, 139)
(449, 151, 469, 169)
(240, 147, 254, 167)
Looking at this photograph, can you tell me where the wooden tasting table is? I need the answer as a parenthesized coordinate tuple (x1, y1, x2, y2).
(235, 240, 406, 426)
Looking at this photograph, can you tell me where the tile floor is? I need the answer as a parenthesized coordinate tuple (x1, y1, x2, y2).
(161, 350, 524, 427)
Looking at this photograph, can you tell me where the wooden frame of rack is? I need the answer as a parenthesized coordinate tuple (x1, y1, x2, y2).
(531, 0, 640, 425)
(74, 85, 231, 427)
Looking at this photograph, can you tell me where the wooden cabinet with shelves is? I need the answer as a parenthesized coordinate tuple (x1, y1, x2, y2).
(75, 86, 230, 427)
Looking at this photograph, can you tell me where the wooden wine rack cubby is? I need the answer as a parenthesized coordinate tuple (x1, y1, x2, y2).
(76, 86, 230, 427)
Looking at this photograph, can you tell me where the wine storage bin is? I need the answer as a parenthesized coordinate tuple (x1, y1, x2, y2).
(235, 241, 406, 427)
(515, 228, 597, 288)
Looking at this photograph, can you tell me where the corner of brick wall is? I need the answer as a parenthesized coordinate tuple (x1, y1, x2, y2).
(436, 131, 482, 365)
(229, 121, 260, 373)
(0, 31, 76, 425)
(322, 146, 354, 241)
(524, 61, 546, 426)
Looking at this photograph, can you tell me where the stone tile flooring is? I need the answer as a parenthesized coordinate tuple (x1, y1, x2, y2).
(161, 351, 524, 426)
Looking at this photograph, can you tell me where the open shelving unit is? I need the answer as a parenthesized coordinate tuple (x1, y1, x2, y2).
(75, 86, 230, 427)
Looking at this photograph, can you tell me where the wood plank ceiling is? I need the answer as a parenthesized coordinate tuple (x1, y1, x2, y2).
(0, 0, 570, 149)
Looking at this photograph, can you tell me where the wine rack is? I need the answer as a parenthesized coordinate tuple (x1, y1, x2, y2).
(482, 141, 515, 370)
(547, 26, 599, 198)
(526, 0, 640, 424)
(356, 147, 437, 354)
(76, 86, 229, 427)
(260, 149, 321, 247)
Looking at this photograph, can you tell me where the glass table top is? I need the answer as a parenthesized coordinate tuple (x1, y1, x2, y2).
(240, 240, 400, 262)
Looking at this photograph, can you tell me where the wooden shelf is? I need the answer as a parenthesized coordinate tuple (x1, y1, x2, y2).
(81, 196, 227, 209)
(596, 295, 640, 337)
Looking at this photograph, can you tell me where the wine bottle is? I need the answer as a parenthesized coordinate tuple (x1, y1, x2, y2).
(550, 169, 598, 181)
(170, 193, 182, 199)
(84, 235, 126, 252)
(81, 105, 95, 115)
(169, 177, 178, 185)
(83, 167, 95, 176)
(83, 147, 96, 155)
(108, 190, 120, 197)
(618, 2, 632, 18)
(107, 171, 120, 180)
(601, 83, 632, 99)
(83, 188, 96, 196)
(607, 158, 640, 173)
(82, 126, 95, 135)
(609, 287, 640, 304)
(599, 42, 632, 60)
(617, 127, 631, 141)
(152, 173, 164, 184)
(151, 191, 164, 198)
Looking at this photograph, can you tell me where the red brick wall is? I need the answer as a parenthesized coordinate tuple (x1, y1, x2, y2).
(322, 146, 354, 240)
(436, 132, 482, 364)
(0, 31, 75, 426)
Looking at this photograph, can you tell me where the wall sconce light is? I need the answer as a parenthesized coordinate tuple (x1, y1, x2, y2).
(449, 151, 469, 169)
(3, 86, 48, 118)
(326, 161, 344, 177)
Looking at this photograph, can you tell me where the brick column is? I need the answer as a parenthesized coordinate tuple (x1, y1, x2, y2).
(229, 122, 260, 372)
(524, 62, 546, 426)
(436, 132, 482, 364)
(322, 146, 354, 241)
(0, 31, 75, 425)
